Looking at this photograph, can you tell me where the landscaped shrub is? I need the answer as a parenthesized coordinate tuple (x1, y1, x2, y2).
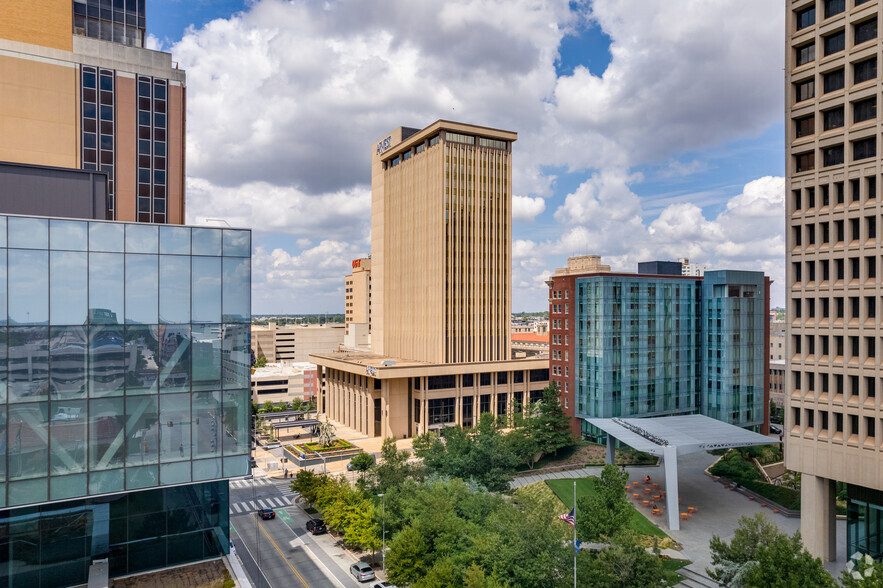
(709, 452, 762, 482)
(740, 479, 800, 510)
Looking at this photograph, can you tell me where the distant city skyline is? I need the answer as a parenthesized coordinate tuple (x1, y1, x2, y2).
(145, 0, 786, 314)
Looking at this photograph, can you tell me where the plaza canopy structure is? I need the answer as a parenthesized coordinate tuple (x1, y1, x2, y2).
(587, 414, 779, 531)
(271, 419, 321, 432)
(257, 411, 311, 421)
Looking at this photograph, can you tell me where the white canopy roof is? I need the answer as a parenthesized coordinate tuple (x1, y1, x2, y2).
(586, 414, 777, 456)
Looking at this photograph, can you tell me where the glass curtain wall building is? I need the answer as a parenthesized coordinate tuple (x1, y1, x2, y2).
(0, 214, 251, 586)
(574, 276, 702, 433)
(571, 269, 766, 440)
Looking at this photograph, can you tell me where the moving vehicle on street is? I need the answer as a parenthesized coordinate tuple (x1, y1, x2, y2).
(350, 562, 376, 582)
(258, 508, 275, 520)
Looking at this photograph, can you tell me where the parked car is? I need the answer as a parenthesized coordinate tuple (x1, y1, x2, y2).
(258, 508, 275, 520)
(350, 562, 376, 583)
(770, 424, 782, 435)
(306, 519, 327, 535)
(370, 582, 397, 588)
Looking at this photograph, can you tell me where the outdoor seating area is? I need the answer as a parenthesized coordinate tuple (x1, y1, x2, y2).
(629, 475, 698, 526)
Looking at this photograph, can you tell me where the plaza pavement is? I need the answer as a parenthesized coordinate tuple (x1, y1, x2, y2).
(512, 450, 849, 580)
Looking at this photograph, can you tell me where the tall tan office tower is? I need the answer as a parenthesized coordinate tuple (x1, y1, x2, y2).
(785, 0, 883, 561)
(371, 121, 516, 363)
(0, 0, 186, 223)
(312, 121, 549, 439)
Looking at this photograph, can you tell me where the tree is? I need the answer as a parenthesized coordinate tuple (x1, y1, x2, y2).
(370, 437, 422, 494)
(262, 401, 274, 413)
(576, 464, 631, 542)
(291, 469, 324, 505)
(531, 382, 577, 457)
(387, 525, 431, 586)
(594, 539, 665, 588)
(708, 513, 835, 587)
(463, 564, 511, 588)
(254, 354, 268, 368)
(350, 451, 376, 472)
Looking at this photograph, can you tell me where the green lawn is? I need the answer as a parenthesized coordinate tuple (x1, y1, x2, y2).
(546, 478, 668, 539)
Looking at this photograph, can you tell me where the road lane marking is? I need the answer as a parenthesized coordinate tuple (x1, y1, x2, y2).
(230, 521, 274, 588)
(232, 502, 241, 513)
(250, 501, 257, 510)
(257, 520, 310, 588)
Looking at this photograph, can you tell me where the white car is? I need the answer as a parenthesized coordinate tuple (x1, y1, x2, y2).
(370, 582, 397, 588)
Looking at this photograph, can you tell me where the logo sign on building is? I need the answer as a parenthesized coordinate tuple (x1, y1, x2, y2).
(376, 135, 392, 155)
(353, 259, 361, 268)
(366, 366, 377, 377)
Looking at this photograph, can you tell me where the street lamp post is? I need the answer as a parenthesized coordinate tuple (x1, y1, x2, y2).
(312, 450, 327, 476)
(377, 493, 385, 574)
(244, 474, 261, 588)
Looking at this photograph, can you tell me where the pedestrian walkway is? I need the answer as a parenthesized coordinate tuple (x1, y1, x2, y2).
(510, 464, 607, 488)
(230, 494, 293, 514)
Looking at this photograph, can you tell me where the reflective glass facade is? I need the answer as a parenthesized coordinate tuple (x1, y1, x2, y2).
(575, 276, 702, 421)
(701, 271, 766, 428)
(0, 480, 229, 587)
(574, 270, 766, 437)
(0, 216, 251, 508)
(848, 484, 883, 560)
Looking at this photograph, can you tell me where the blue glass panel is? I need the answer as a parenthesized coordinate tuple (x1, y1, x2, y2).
(50, 219, 88, 251)
(89, 468, 124, 495)
(125, 395, 158, 466)
(89, 252, 123, 325)
(158, 325, 190, 393)
(126, 466, 158, 490)
(192, 458, 221, 481)
(191, 324, 220, 392)
(223, 455, 247, 478)
(222, 389, 248, 456)
(8, 327, 49, 402)
(192, 392, 221, 460)
(51, 251, 88, 325)
(191, 228, 221, 256)
(192, 257, 221, 323)
(8, 217, 47, 249)
(9, 250, 48, 325)
(125, 254, 158, 324)
(89, 222, 124, 252)
(89, 397, 124, 470)
(222, 229, 250, 257)
(49, 398, 87, 475)
(50, 473, 88, 501)
(160, 461, 190, 485)
(125, 224, 158, 253)
(159, 393, 190, 462)
(124, 326, 158, 394)
(159, 226, 190, 255)
(159, 256, 190, 323)
(49, 326, 88, 399)
(222, 258, 250, 322)
(8, 402, 49, 480)
(222, 324, 249, 390)
(8, 478, 47, 506)
(89, 325, 125, 397)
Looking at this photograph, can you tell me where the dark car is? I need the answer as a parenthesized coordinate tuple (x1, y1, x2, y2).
(770, 424, 782, 435)
(258, 508, 275, 520)
(306, 519, 327, 535)
(249, 457, 257, 468)
(350, 563, 375, 583)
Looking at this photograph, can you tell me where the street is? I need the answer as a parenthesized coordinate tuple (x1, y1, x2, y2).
(229, 474, 365, 588)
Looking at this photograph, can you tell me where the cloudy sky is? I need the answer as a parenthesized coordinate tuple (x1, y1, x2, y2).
(148, 0, 786, 315)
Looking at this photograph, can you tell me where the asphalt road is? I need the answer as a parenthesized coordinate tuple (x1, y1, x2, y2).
(230, 477, 361, 588)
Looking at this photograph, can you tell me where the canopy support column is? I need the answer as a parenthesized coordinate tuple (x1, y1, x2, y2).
(605, 434, 615, 465)
(663, 445, 680, 531)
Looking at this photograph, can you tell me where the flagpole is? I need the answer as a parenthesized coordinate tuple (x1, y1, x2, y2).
(573, 479, 577, 588)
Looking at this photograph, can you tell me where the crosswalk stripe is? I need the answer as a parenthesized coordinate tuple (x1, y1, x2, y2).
(257, 499, 268, 509)
(249, 501, 257, 510)
(231, 502, 241, 513)
(281, 496, 291, 505)
(274, 497, 286, 507)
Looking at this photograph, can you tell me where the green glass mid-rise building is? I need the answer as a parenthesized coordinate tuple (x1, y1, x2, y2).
(548, 257, 770, 441)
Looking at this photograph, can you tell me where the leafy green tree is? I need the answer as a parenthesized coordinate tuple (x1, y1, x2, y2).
(350, 451, 376, 472)
(387, 525, 431, 586)
(290, 469, 325, 505)
(708, 513, 835, 587)
(576, 464, 631, 541)
(369, 437, 422, 494)
(254, 354, 268, 368)
(594, 538, 665, 588)
(531, 382, 577, 457)
(463, 564, 511, 588)
(262, 401, 274, 413)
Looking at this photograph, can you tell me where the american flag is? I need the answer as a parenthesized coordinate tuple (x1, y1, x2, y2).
(557, 507, 575, 527)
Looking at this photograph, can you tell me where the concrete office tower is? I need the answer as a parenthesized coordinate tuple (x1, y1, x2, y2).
(785, 0, 883, 561)
(370, 121, 516, 363)
(0, 0, 185, 223)
(345, 257, 372, 328)
(312, 121, 548, 438)
(251, 323, 346, 363)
